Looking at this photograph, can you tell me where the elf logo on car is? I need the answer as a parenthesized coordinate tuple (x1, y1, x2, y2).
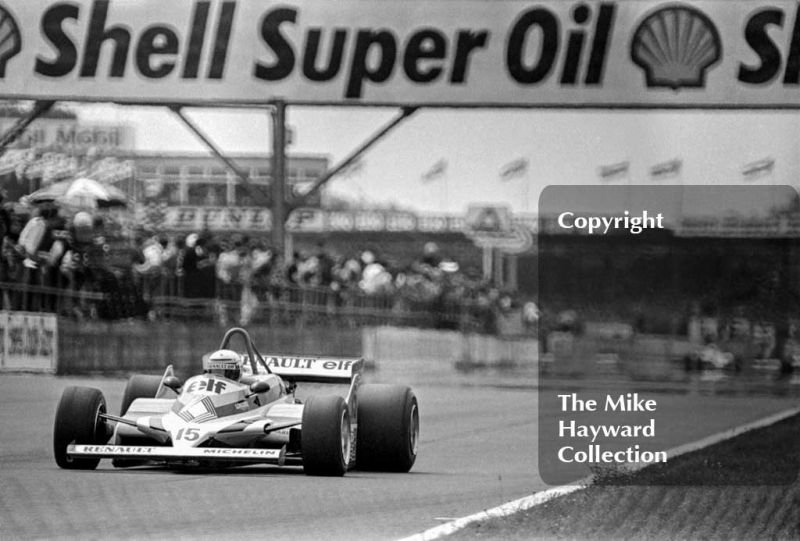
(0, 3, 22, 77)
(185, 378, 227, 394)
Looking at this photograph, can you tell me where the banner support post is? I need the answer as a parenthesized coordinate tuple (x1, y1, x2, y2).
(0, 101, 55, 157)
(271, 100, 288, 258)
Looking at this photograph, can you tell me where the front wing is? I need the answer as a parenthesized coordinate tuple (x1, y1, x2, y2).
(67, 444, 286, 466)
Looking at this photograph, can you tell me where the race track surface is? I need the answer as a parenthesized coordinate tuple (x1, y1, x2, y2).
(0, 374, 795, 540)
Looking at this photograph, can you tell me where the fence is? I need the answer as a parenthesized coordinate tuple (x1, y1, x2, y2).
(57, 320, 362, 377)
(0, 271, 504, 332)
(55, 322, 536, 380)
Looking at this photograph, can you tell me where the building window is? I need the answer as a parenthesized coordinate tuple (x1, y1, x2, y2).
(235, 184, 269, 207)
(165, 182, 181, 205)
(188, 183, 225, 206)
(184, 165, 205, 177)
(138, 165, 159, 177)
(161, 165, 181, 178)
(209, 166, 227, 179)
(252, 167, 271, 181)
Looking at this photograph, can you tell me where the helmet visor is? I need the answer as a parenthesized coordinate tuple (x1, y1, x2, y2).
(205, 360, 241, 380)
(223, 366, 241, 380)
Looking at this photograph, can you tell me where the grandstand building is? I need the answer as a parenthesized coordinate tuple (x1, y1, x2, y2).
(129, 151, 327, 209)
(0, 110, 327, 209)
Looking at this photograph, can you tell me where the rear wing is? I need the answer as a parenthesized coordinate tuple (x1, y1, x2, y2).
(244, 354, 364, 384)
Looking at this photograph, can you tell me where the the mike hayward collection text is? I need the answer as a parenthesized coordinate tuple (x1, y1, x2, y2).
(556, 393, 667, 465)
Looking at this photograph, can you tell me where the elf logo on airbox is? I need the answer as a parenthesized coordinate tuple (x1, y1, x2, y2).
(34, 0, 235, 79)
(0, 4, 22, 78)
(630, 5, 722, 90)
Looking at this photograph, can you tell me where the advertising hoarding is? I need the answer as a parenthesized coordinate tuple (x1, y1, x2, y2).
(0, 1, 799, 108)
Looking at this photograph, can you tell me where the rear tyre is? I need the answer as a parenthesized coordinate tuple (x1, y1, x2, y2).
(53, 386, 108, 470)
(356, 384, 419, 472)
(302, 395, 351, 476)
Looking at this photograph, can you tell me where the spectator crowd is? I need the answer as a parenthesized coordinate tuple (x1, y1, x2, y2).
(0, 199, 522, 334)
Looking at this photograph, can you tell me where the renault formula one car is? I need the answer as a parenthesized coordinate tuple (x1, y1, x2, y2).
(53, 327, 419, 476)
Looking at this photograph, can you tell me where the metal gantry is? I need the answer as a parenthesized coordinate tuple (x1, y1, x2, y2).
(0, 100, 418, 257)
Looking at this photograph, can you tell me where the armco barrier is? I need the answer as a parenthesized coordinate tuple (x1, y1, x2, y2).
(543, 332, 767, 381)
(361, 326, 538, 381)
(545, 332, 694, 380)
(57, 320, 361, 377)
(46, 317, 769, 382)
(627, 335, 697, 380)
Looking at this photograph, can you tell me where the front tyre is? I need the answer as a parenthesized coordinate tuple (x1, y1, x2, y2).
(356, 384, 419, 472)
(53, 386, 108, 470)
(302, 395, 351, 476)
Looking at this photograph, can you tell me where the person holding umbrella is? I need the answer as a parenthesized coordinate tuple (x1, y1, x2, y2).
(15, 203, 66, 311)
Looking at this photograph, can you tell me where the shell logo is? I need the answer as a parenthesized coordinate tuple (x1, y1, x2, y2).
(0, 3, 21, 78)
(630, 4, 722, 90)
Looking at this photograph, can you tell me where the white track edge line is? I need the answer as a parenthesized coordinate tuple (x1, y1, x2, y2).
(399, 405, 800, 541)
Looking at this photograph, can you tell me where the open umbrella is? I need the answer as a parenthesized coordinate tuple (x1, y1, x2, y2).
(26, 177, 128, 209)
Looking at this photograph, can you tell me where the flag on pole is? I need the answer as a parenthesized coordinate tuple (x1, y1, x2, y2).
(499, 158, 529, 181)
(421, 159, 447, 182)
(742, 157, 774, 181)
(649, 158, 682, 180)
(597, 161, 630, 182)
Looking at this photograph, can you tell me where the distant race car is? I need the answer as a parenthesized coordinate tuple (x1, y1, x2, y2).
(53, 327, 419, 476)
(681, 342, 741, 372)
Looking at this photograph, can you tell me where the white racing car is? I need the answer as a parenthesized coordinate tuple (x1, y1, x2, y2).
(53, 327, 419, 476)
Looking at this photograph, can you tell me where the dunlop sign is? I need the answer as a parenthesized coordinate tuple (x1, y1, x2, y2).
(5, 1, 800, 107)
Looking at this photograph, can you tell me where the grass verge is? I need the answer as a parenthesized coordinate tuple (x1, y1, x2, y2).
(447, 413, 800, 540)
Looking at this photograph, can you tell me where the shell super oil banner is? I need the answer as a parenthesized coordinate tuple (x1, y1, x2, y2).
(1, 1, 800, 108)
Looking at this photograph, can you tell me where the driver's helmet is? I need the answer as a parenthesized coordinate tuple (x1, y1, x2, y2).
(203, 349, 243, 380)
